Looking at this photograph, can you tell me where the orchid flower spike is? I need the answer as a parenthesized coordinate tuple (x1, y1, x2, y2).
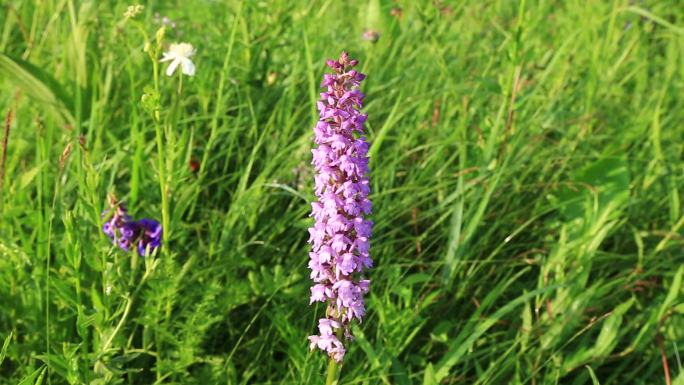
(307, 52, 372, 363)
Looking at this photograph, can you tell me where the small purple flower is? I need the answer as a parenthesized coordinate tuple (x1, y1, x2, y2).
(154, 13, 177, 29)
(136, 218, 163, 256)
(102, 195, 162, 257)
(102, 198, 134, 244)
(307, 52, 372, 363)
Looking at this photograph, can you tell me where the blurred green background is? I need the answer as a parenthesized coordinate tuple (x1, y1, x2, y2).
(0, 0, 683, 384)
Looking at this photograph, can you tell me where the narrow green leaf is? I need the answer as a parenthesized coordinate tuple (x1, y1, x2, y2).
(422, 363, 438, 385)
(17, 366, 46, 385)
(673, 370, 684, 385)
(365, 0, 382, 29)
(0, 332, 11, 366)
(0, 53, 75, 125)
(659, 265, 683, 319)
(585, 365, 601, 385)
(368, 92, 403, 161)
(433, 285, 559, 381)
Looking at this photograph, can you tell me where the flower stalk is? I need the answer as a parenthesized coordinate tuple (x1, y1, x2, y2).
(325, 358, 340, 385)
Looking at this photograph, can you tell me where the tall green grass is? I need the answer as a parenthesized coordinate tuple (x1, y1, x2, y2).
(0, 0, 682, 384)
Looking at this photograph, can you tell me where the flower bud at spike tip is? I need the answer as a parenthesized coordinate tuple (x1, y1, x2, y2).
(156, 26, 166, 45)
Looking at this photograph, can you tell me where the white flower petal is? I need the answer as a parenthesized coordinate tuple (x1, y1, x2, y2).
(180, 58, 195, 76)
(166, 58, 180, 76)
(160, 53, 175, 62)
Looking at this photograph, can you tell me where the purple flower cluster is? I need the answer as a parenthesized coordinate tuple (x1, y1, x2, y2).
(154, 12, 177, 29)
(307, 52, 372, 362)
(102, 197, 162, 257)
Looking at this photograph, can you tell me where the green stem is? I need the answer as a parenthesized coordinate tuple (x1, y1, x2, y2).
(177, 70, 183, 97)
(149, 44, 167, 385)
(151, 57, 170, 253)
(99, 268, 151, 356)
(325, 358, 340, 385)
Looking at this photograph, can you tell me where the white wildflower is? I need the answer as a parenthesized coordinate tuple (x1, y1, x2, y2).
(160, 43, 196, 77)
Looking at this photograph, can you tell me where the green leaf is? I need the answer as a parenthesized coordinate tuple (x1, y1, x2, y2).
(520, 298, 533, 350)
(391, 358, 411, 385)
(432, 284, 559, 381)
(369, 92, 404, 161)
(17, 366, 46, 385)
(19, 164, 44, 190)
(0, 332, 11, 366)
(673, 302, 684, 314)
(659, 265, 683, 319)
(402, 273, 433, 286)
(556, 156, 630, 221)
(563, 298, 634, 371)
(354, 327, 391, 385)
(593, 298, 634, 357)
(422, 363, 438, 385)
(0, 53, 75, 125)
(365, 0, 382, 29)
(673, 370, 684, 385)
(585, 365, 601, 385)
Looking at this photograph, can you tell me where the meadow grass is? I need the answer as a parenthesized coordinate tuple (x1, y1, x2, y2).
(1, 0, 683, 384)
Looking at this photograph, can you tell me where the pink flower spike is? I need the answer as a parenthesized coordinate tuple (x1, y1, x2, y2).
(307, 52, 372, 363)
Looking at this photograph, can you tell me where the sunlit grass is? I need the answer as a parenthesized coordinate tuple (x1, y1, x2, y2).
(0, 1, 683, 384)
